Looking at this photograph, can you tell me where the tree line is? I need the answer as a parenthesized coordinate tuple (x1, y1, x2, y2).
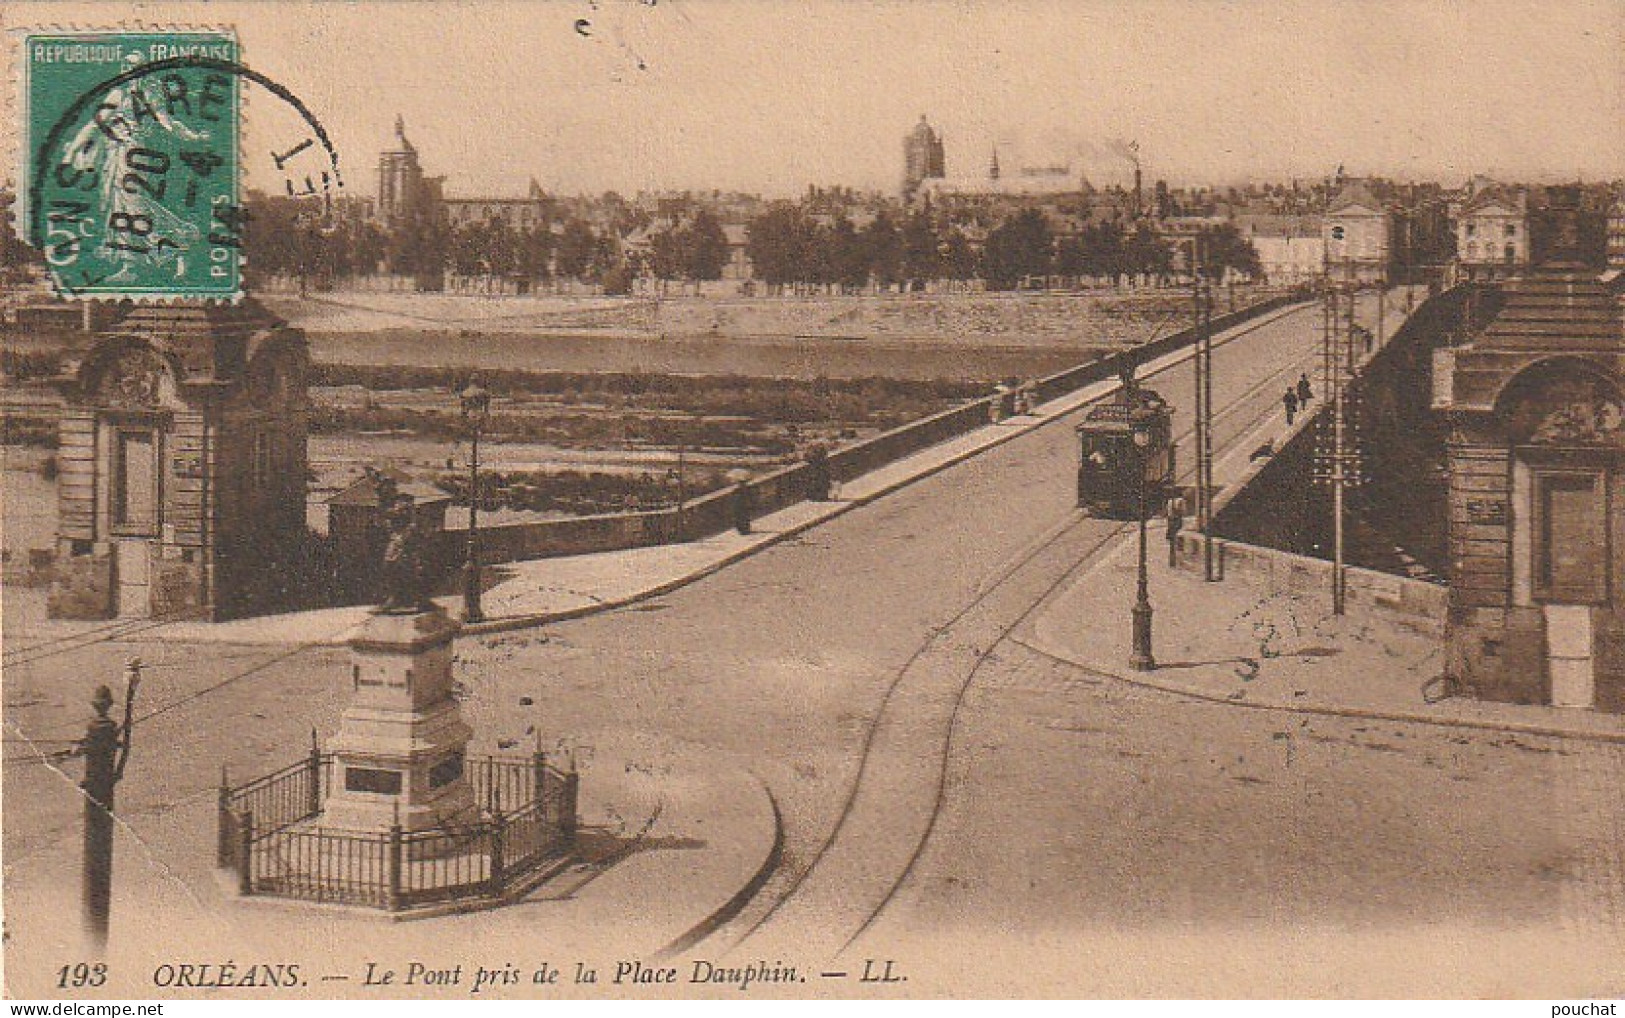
(747, 205, 1263, 292)
(231, 195, 1264, 293)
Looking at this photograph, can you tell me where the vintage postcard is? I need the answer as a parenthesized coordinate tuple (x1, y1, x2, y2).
(2, 0, 1624, 1002)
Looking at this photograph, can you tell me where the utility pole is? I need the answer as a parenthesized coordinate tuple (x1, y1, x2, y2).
(82, 661, 139, 952)
(1344, 260, 1358, 372)
(1376, 273, 1386, 349)
(673, 416, 693, 536)
(1315, 272, 1343, 614)
(1332, 292, 1348, 618)
(677, 435, 687, 513)
(1191, 236, 1217, 581)
(1314, 263, 1365, 616)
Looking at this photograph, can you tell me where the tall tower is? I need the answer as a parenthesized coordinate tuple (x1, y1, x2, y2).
(1128, 139, 1142, 217)
(378, 115, 425, 225)
(902, 115, 946, 198)
(1609, 193, 1625, 270)
(989, 146, 1001, 181)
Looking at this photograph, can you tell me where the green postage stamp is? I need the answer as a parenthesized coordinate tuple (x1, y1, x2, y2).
(20, 31, 242, 300)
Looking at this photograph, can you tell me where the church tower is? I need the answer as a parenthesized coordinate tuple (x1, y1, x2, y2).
(902, 115, 946, 198)
(377, 115, 426, 225)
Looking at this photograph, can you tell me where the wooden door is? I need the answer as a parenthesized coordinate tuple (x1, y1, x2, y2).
(1534, 470, 1607, 604)
(112, 429, 159, 616)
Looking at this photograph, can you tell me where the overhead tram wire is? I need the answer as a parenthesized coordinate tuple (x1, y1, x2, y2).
(2, 608, 204, 669)
(838, 334, 1331, 953)
(8, 629, 327, 752)
(731, 302, 1327, 952)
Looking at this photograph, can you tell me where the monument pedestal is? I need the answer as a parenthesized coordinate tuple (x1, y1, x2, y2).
(321, 606, 477, 834)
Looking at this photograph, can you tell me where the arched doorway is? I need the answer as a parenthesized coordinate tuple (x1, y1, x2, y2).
(80, 343, 180, 618)
(1495, 358, 1624, 706)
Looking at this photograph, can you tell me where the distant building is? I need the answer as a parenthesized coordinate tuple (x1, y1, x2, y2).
(721, 223, 751, 281)
(376, 115, 438, 226)
(1157, 215, 1225, 270)
(902, 116, 946, 198)
(1322, 180, 1391, 282)
(442, 180, 551, 230)
(1454, 183, 1528, 281)
(376, 116, 549, 230)
(917, 161, 1091, 203)
(1607, 193, 1625, 270)
(1236, 214, 1325, 284)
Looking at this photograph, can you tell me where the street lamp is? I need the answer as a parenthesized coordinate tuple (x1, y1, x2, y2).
(1129, 396, 1156, 672)
(459, 380, 491, 624)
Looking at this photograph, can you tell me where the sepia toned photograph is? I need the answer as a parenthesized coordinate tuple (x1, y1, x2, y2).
(1, 0, 1623, 1001)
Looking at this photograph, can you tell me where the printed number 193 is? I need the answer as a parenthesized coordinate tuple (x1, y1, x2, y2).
(57, 962, 107, 988)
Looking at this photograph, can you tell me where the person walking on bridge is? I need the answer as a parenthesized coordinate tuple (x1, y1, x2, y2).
(1283, 387, 1299, 426)
(1297, 373, 1313, 406)
(731, 476, 756, 535)
(1164, 495, 1186, 568)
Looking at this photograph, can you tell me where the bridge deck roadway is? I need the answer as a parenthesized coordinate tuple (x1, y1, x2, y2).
(718, 294, 1378, 965)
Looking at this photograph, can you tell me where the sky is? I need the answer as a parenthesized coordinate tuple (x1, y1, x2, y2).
(5, 0, 1623, 199)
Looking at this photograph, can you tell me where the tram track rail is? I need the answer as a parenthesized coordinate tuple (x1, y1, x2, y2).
(720, 298, 1345, 959)
(833, 325, 1326, 952)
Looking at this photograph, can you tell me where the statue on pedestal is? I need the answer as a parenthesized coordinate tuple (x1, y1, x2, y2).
(375, 470, 435, 615)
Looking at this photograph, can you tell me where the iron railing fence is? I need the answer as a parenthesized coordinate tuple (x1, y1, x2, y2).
(218, 750, 578, 911)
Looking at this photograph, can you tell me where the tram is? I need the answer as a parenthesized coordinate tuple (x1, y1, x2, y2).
(1075, 379, 1177, 518)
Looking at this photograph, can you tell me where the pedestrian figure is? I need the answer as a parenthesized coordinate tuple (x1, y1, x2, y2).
(731, 480, 755, 535)
(1283, 388, 1299, 425)
(1164, 496, 1186, 568)
(805, 444, 832, 501)
(989, 382, 1010, 423)
(1296, 373, 1313, 406)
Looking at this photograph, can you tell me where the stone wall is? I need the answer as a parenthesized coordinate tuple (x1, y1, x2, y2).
(150, 554, 207, 618)
(413, 290, 1311, 575)
(46, 550, 112, 619)
(55, 408, 96, 543)
(1173, 531, 1448, 635)
(1445, 604, 1547, 704)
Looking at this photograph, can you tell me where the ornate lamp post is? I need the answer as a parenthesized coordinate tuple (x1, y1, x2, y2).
(1129, 397, 1156, 672)
(460, 380, 491, 623)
